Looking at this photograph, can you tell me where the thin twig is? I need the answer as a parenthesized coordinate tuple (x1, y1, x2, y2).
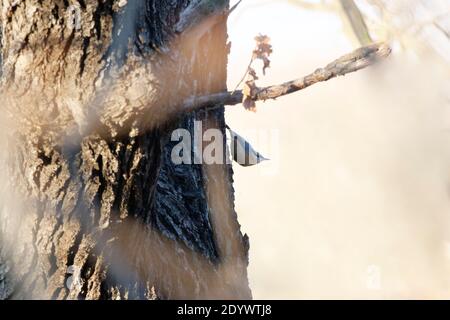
(182, 42, 391, 112)
(231, 56, 254, 94)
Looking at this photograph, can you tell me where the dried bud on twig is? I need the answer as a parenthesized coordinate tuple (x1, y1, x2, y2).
(253, 34, 273, 75)
(237, 35, 273, 111)
(242, 67, 259, 111)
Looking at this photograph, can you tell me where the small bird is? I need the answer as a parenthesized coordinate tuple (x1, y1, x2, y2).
(175, 0, 242, 34)
(226, 125, 269, 167)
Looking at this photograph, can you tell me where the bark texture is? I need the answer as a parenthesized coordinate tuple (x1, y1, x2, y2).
(0, 0, 250, 300)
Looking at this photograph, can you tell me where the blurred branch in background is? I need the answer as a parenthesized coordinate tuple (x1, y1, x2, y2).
(358, 0, 450, 65)
(287, 0, 372, 46)
(286, 0, 450, 65)
(434, 22, 449, 40)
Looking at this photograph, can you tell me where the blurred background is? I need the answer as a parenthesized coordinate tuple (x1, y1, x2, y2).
(226, 0, 450, 299)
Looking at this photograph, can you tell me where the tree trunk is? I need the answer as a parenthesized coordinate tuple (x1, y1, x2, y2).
(0, 0, 250, 300)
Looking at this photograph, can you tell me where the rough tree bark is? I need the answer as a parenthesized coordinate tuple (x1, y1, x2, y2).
(0, 0, 250, 300)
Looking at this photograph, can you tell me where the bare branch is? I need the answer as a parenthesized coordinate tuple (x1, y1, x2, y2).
(182, 42, 391, 112)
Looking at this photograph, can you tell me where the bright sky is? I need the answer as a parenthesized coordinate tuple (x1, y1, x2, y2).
(226, 0, 450, 299)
